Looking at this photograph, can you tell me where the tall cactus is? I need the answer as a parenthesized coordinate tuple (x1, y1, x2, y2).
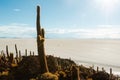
(36, 5, 49, 74)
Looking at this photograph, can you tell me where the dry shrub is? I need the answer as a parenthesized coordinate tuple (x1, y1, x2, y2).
(37, 72, 58, 80)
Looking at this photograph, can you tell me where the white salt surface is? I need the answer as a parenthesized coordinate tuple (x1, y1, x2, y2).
(0, 39, 120, 75)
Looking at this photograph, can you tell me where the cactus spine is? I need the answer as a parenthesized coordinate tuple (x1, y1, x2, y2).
(36, 5, 49, 74)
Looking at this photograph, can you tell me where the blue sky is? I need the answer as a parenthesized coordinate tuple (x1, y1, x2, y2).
(0, 0, 120, 38)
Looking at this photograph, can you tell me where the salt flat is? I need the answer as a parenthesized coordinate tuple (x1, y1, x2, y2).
(0, 38, 120, 74)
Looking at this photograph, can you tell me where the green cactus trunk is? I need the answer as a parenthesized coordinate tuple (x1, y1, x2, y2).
(36, 5, 49, 74)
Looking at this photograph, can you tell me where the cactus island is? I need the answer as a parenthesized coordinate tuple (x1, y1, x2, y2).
(0, 6, 118, 80)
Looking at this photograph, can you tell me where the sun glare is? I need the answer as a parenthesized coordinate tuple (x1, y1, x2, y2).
(93, 0, 119, 14)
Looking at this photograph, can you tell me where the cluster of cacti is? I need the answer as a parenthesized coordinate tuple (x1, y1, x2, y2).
(6, 45, 15, 64)
(24, 49, 34, 57)
(90, 66, 115, 80)
(6, 45, 14, 64)
(0, 44, 35, 69)
(15, 44, 22, 64)
(0, 44, 23, 66)
(0, 50, 117, 80)
(36, 5, 49, 74)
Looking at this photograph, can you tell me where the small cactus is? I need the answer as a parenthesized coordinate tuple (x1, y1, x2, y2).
(19, 50, 22, 61)
(15, 44, 18, 59)
(30, 51, 32, 56)
(6, 45, 9, 58)
(25, 49, 27, 56)
(9, 53, 14, 63)
(33, 52, 34, 56)
(109, 68, 112, 80)
(97, 66, 99, 73)
(71, 65, 80, 80)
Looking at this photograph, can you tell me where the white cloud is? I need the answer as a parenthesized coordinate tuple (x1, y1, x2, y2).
(77, 28, 120, 39)
(1, 24, 120, 39)
(46, 25, 120, 39)
(0, 23, 36, 38)
(13, 9, 21, 12)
